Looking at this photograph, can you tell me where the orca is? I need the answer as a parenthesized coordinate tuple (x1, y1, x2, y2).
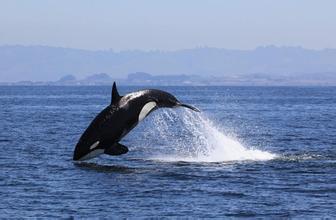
(73, 82, 200, 161)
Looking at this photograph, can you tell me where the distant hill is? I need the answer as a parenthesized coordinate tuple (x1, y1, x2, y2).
(56, 74, 77, 84)
(54, 73, 113, 85)
(1, 45, 336, 84)
(3, 71, 336, 86)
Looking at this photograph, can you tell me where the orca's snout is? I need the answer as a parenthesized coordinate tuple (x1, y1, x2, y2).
(179, 103, 200, 112)
(73, 144, 85, 161)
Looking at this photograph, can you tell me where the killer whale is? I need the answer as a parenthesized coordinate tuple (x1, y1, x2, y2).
(73, 82, 200, 161)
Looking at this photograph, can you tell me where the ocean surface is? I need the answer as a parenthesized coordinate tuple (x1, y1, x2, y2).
(1, 86, 335, 218)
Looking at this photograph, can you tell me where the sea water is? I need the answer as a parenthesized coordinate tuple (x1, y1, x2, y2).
(0, 86, 335, 218)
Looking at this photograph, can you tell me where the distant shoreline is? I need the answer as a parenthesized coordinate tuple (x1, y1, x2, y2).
(1, 45, 336, 84)
(1, 84, 335, 87)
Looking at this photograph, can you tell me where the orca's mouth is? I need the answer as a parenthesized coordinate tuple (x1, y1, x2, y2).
(178, 103, 200, 112)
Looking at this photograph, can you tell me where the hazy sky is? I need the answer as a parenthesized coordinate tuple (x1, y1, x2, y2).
(1, 0, 335, 51)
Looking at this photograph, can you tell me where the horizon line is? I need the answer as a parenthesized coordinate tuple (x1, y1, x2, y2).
(1, 44, 336, 53)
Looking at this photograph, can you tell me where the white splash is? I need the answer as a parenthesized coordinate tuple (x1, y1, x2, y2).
(145, 110, 276, 163)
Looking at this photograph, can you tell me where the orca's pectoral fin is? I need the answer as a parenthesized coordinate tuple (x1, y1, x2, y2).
(104, 143, 129, 156)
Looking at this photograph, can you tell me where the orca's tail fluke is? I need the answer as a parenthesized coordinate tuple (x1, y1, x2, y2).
(179, 103, 200, 112)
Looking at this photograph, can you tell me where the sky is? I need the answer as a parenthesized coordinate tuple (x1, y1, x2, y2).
(0, 0, 335, 51)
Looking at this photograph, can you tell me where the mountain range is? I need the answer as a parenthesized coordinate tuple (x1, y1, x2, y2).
(0, 45, 336, 85)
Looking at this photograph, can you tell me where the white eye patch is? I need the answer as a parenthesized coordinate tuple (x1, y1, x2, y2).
(89, 141, 100, 150)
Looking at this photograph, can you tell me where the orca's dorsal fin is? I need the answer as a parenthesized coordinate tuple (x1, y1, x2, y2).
(111, 82, 121, 105)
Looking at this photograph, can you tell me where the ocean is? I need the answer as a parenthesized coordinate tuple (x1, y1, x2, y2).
(1, 86, 335, 218)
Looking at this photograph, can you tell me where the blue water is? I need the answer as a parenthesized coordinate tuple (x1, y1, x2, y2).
(1, 86, 335, 218)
